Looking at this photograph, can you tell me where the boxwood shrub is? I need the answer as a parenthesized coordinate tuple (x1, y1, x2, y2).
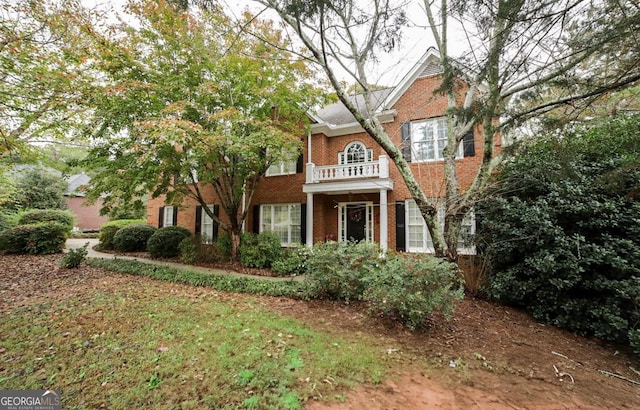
(17, 209, 74, 234)
(240, 232, 282, 268)
(0, 222, 67, 254)
(98, 219, 146, 250)
(147, 226, 192, 258)
(113, 224, 156, 252)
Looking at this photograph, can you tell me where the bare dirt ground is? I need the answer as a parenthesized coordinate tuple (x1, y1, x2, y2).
(1, 253, 639, 409)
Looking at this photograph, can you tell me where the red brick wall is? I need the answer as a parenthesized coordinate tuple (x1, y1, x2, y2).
(146, 73, 502, 251)
(66, 197, 109, 230)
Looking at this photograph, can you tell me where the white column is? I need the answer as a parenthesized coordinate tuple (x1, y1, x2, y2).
(306, 193, 314, 248)
(379, 189, 388, 251)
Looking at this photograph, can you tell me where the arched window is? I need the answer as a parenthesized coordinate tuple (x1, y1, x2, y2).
(339, 142, 373, 164)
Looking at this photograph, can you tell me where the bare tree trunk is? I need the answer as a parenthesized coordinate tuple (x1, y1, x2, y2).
(230, 229, 241, 262)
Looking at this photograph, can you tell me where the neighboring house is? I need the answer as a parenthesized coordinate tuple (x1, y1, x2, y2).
(65, 172, 108, 231)
(147, 49, 501, 254)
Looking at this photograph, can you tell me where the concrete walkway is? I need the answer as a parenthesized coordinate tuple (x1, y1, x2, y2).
(65, 238, 302, 282)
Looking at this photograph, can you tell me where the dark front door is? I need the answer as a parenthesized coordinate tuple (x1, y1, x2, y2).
(346, 204, 366, 242)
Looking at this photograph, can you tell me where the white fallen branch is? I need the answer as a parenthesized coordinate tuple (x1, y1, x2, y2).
(553, 365, 575, 384)
(551, 351, 569, 360)
(598, 370, 640, 385)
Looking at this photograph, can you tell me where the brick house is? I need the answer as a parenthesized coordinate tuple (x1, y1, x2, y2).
(147, 48, 501, 253)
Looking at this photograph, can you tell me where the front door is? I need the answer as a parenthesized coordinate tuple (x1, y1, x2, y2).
(345, 203, 366, 242)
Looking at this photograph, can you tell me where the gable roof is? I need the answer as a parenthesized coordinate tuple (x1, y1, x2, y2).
(381, 47, 441, 110)
(314, 88, 394, 126)
(310, 47, 443, 136)
(65, 173, 91, 196)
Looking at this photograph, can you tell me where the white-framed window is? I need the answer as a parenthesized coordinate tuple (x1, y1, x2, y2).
(201, 205, 215, 244)
(266, 149, 298, 176)
(338, 141, 373, 164)
(405, 200, 475, 254)
(260, 204, 301, 246)
(163, 206, 175, 227)
(411, 117, 462, 162)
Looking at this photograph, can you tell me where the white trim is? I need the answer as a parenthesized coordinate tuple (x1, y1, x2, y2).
(310, 110, 396, 137)
(303, 178, 393, 195)
(410, 117, 463, 162)
(266, 148, 297, 177)
(404, 199, 476, 255)
(382, 47, 441, 110)
(163, 206, 174, 227)
(260, 203, 302, 246)
(379, 189, 388, 251)
(200, 204, 215, 244)
(306, 193, 313, 248)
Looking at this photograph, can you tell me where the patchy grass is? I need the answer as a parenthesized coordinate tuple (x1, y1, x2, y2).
(0, 281, 386, 409)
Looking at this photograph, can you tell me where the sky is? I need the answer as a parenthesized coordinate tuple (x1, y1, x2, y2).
(89, 0, 460, 87)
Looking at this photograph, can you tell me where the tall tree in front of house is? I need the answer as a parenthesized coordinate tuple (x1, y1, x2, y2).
(244, 0, 640, 262)
(81, 0, 324, 260)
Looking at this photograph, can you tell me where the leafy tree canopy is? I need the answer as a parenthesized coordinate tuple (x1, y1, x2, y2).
(9, 166, 68, 210)
(79, 0, 327, 259)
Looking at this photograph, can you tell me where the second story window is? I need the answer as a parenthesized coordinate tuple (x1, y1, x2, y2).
(411, 117, 462, 162)
(339, 142, 373, 164)
(266, 149, 298, 176)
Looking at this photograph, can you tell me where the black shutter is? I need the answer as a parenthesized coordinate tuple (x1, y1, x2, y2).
(158, 207, 165, 228)
(195, 206, 202, 235)
(463, 129, 475, 157)
(212, 205, 220, 240)
(401, 121, 412, 162)
(252, 205, 260, 233)
(296, 152, 304, 173)
(300, 203, 307, 245)
(172, 207, 178, 226)
(172, 172, 179, 185)
(395, 201, 406, 251)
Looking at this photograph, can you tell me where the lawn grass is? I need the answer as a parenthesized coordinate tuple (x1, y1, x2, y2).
(0, 280, 386, 409)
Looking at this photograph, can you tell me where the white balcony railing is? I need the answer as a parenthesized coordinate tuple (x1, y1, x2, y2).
(306, 155, 389, 183)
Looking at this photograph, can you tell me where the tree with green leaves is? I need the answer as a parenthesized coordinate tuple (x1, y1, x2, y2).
(81, 0, 324, 260)
(245, 0, 640, 262)
(12, 166, 67, 210)
(0, 0, 98, 161)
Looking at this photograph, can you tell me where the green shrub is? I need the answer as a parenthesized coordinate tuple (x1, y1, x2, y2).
(271, 244, 310, 276)
(179, 236, 223, 264)
(17, 209, 74, 233)
(240, 232, 282, 269)
(61, 243, 89, 268)
(304, 241, 381, 301)
(0, 211, 18, 233)
(363, 252, 464, 330)
(147, 226, 192, 258)
(178, 236, 199, 264)
(216, 231, 232, 261)
(629, 329, 640, 355)
(477, 115, 640, 348)
(0, 222, 67, 254)
(0, 224, 31, 253)
(98, 219, 146, 250)
(113, 224, 156, 252)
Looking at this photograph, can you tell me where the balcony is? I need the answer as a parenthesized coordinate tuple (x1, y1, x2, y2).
(303, 155, 393, 194)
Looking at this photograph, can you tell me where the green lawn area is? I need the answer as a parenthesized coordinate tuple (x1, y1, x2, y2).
(0, 279, 386, 409)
